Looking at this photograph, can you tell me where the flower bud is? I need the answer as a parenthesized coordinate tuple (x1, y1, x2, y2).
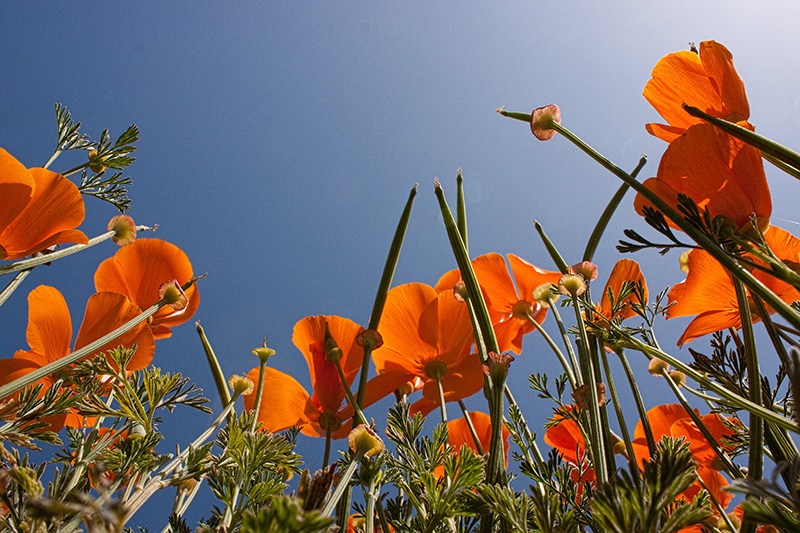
(569, 261, 598, 282)
(452, 280, 469, 303)
(532, 283, 557, 306)
(530, 104, 561, 141)
(481, 351, 514, 385)
(511, 299, 537, 320)
(558, 274, 587, 297)
(648, 358, 670, 376)
(108, 215, 137, 246)
(572, 383, 607, 410)
(679, 250, 691, 274)
(668, 370, 686, 387)
(323, 322, 343, 362)
(356, 328, 383, 350)
(158, 279, 188, 310)
(228, 374, 254, 396)
(251, 338, 276, 364)
(88, 149, 107, 173)
(349, 423, 385, 458)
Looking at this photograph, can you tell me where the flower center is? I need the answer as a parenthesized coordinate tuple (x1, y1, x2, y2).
(318, 410, 342, 432)
(425, 360, 448, 380)
(512, 299, 536, 320)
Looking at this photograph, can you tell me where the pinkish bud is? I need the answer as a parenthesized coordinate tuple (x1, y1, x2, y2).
(530, 104, 561, 141)
(569, 261, 598, 282)
(158, 279, 188, 310)
(108, 215, 137, 246)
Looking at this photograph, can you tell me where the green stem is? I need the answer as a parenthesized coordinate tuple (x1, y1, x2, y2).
(457, 400, 484, 455)
(250, 359, 268, 432)
(525, 313, 577, 389)
(0, 225, 154, 277)
(334, 358, 368, 426)
(570, 298, 608, 483)
(733, 277, 764, 484)
(322, 427, 332, 470)
(546, 295, 582, 387)
(320, 448, 365, 517)
(436, 373, 448, 424)
(0, 269, 32, 309)
(0, 299, 165, 400)
(583, 156, 647, 262)
(434, 181, 499, 355)
(534, 220, 569, 274)
(456, 169, 467, 254)
(683, 104, 800, 176)
(356, 185, 417, 408)
(614, 349, 656, 456)
(599, 350, 639, 485)
(618, 336, 799, 433)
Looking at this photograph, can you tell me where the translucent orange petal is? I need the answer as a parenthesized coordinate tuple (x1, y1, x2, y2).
(373, 283, 441, 374)
(668, 250, 735, 314)
(25, 286, 72, 364)
(544, 410, 585, 465)
(0, 168, 87, 259)
(507, 253, 562, 305)
(698, 41, 749, 121)
(0, 357, 48, 389)
(470, 253, 519, 313)
(0, 148, 34, 234)
(74, 292, 156, 371)
(434, 290, 474, 365)
(292, 315, 364, 413)
(94, 239, 198, 335)
(243, 366, 317, 433)
(419, 350, 484, 402)
(448, 412, 510, 466)
(636, 124, 770, 230)
(643, 41, 749, 141)
(598, 259, 647, 320)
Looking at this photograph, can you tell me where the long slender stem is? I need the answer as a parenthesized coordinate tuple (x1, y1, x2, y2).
(0, 225, 154, 277)
(583, 156, 647, 262)
(733, 277, 763, 484)
(0, 269, 32, 309)
(0, 300, 166, 400)
(457, 400, 484, 455)
(121, 396, 238, 524)
(546, 296, 582, 387)
(525, 314, 577, 389)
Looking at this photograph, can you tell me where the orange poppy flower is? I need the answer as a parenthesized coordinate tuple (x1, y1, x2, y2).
(634, 123, 771, 232)
(594, 259, 648, 323)
(543, 408, 596, 493)
(631, 404, 737, 508)
(643, 41, 750, 142)
(0, 285, 155, 431)
(94, 238, 199, 339)
(0, 147, 88, 260)
(435, 253, 562, 354)
(449, 412, 510, 466)
(372, 283, 480, 416)
(244, 315, 404, 439)
(668, 226, 800, 345)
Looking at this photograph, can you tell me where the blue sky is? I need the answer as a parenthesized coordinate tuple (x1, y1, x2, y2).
(2, 1, 800, 528)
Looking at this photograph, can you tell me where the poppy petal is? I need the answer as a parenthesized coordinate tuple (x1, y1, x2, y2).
(25, 286, 72, 364)
(0, 168, 87, 260)
(74, 292, 156, 371)
(243, 366, 317, 433)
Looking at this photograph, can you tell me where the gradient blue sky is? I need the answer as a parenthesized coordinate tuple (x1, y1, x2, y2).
(2, 2, 800, 528)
